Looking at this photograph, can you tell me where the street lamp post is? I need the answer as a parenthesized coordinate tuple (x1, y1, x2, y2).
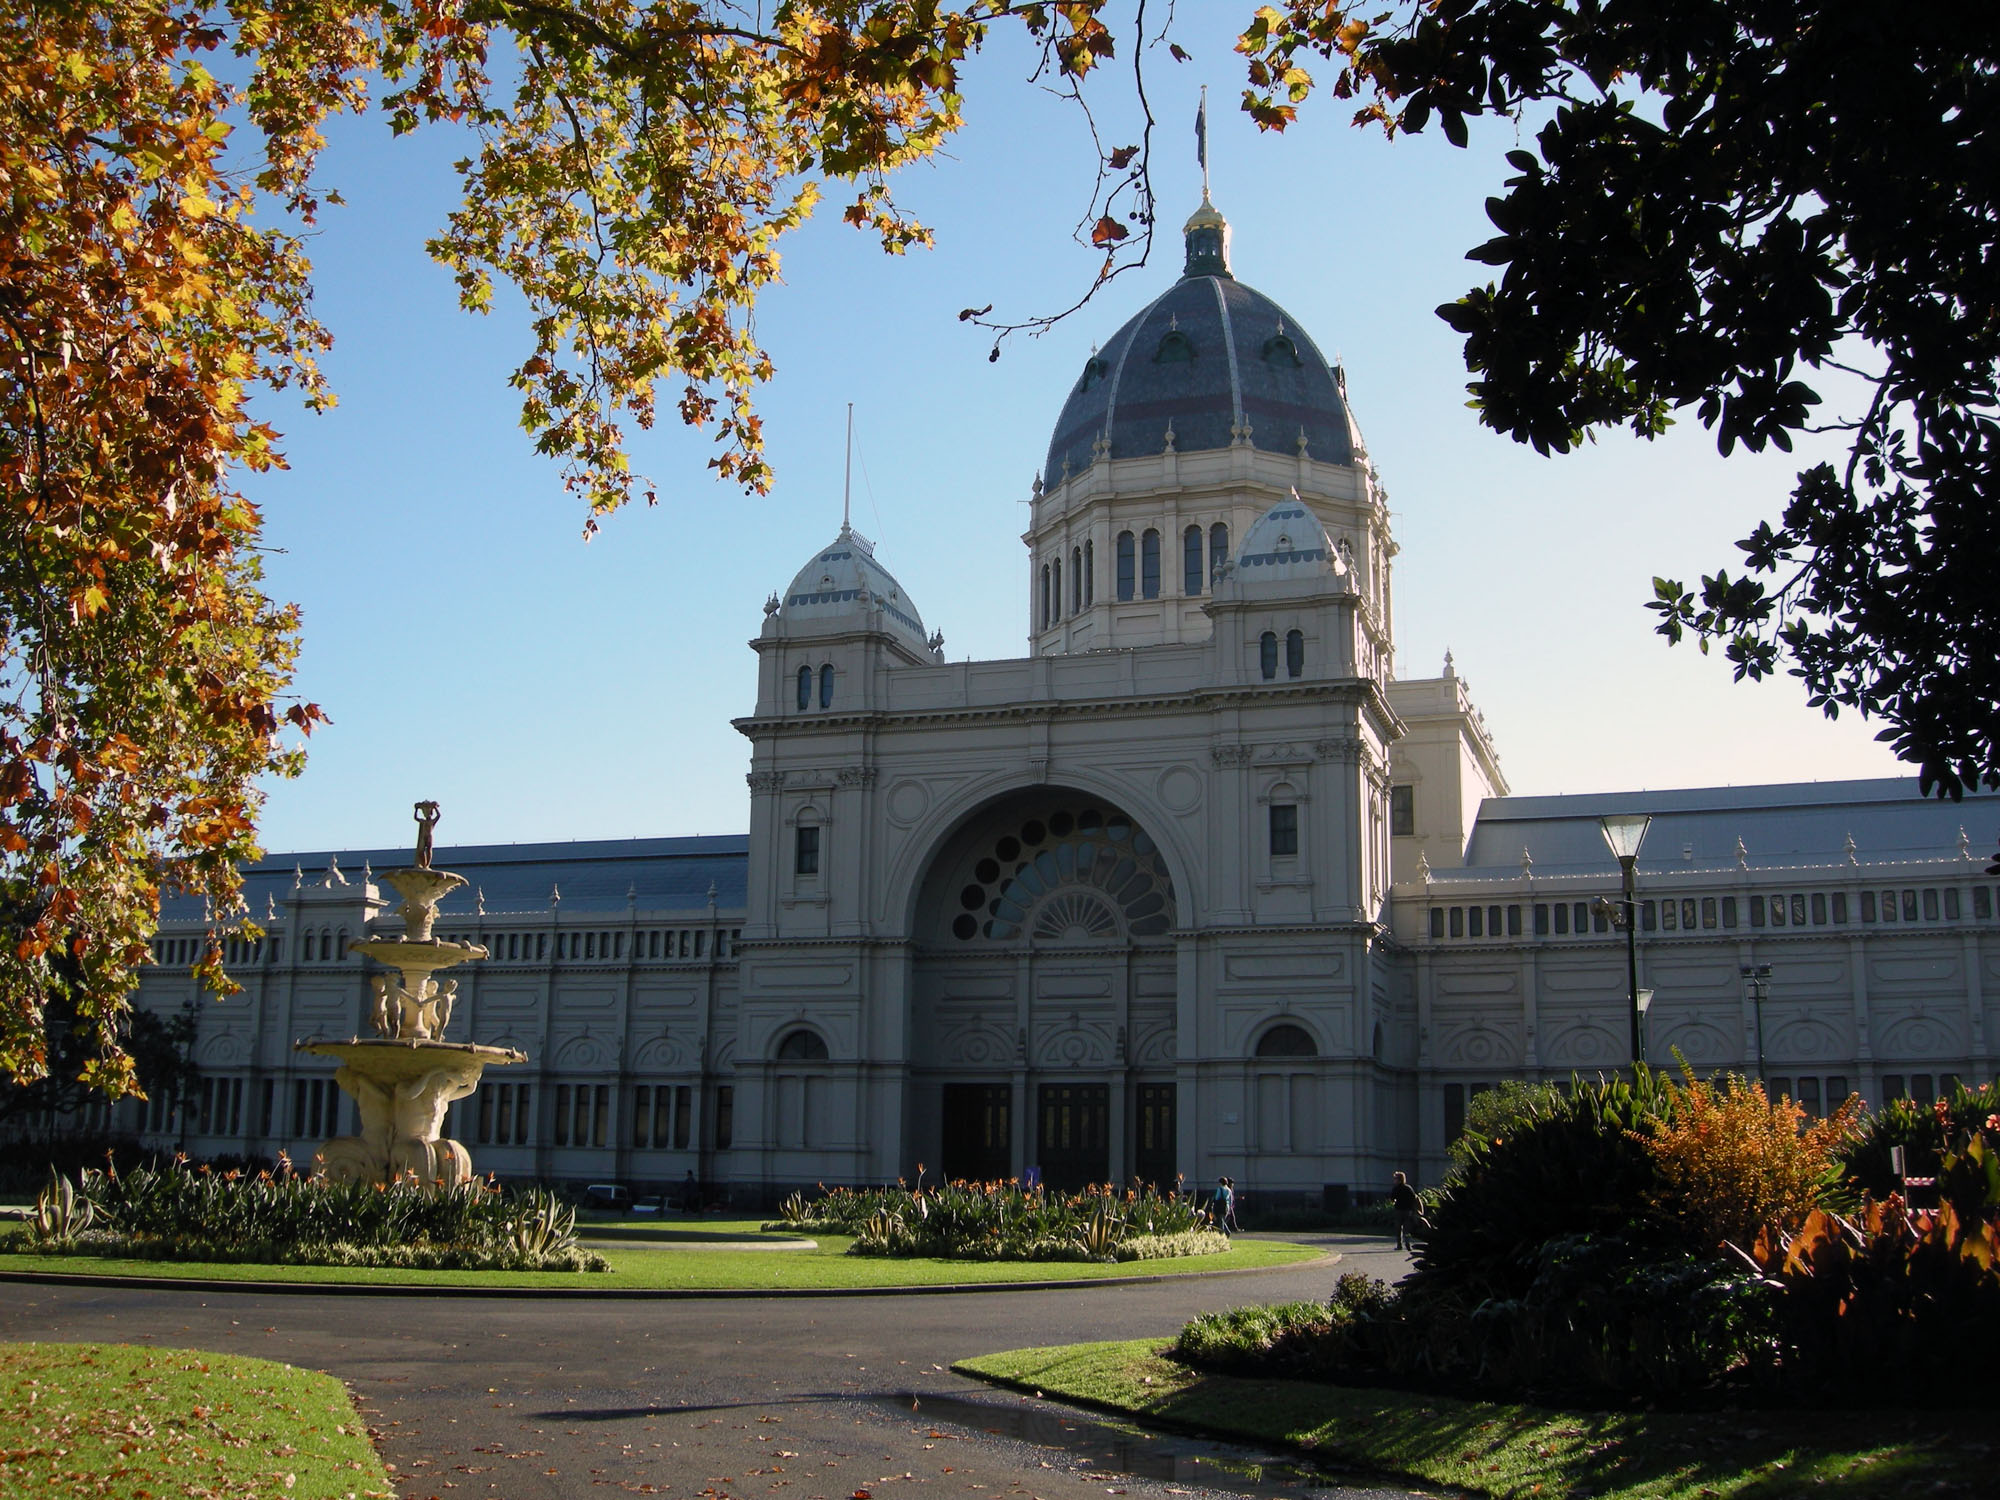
(1741, 964, 1772, 1081)
(1599, 813, 1653, 1072)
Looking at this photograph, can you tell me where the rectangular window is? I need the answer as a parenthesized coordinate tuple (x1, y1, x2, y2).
(1923, 888, 1940, 920)
(258, 1079, 274, 1135)
(1430, 907, 1445, 939)
(1722, 896, 1738, 928)
(1553, 902, 1569, 935)
(653, 1087, 672, 1148)
(1683, 898, 1700, 930)
(1749, 894, 1766, 927)
(554, 1084, 572, 1146)
(1593, 905, 1609, 934)
(1574, 902, 1590, 934)
(1467, 905, 1483, 938)
(1882, 1074, 1906, 1102)
(795, 825, 821, 876)
(1449, 906, 1464, 938)
(593, 1085, 609, 1147)
(1534, 903, 1549, 936)
(1770, 895, 1786, 927)
(715, 1085, 734, 1150)
(1798, 1077, 1822, 1118)
(497, 1085, 515, 1146)
(1769, 1076, 1792, 1106)
(1946, 888, 1961, 919)
(632, 1086, 652, 1147)
(695, 931, 708, 958)
(1641, 899, 1657, 931)
(1862, 890, 1878, 922)
(514, 1086, 532, 1144)
(585, 931, 596, 959)
(1269, 803, 1299, 857)
(1902, 890, 1918, 922)
(1390, 785, 1415, 836)
(1443, 1083, 1465, 1145)
(1911, 1073, 1934, 1103)
(1662, 899, 1678, 931)
(1811, 892, 1827, 925)
(479, 1087, 496, 1145)
(1977, 887, 1993, 919)
(1832, 892, 1848, 923)
(1507, 905, 1522, 937)
(674, 1085, 692, 1149)
(1141, 529, 1161, 598)
(1827, 1076, 1849, 1109)
(1702, 897, 1718, 929)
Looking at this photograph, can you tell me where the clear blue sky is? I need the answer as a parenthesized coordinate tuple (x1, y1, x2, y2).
(242, 9, 1904, 858)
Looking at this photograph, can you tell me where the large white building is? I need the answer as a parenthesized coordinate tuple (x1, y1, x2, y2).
(113, 200, 1999, 1203)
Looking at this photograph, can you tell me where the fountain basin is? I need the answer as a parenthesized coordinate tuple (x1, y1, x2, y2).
(298, 1039, 525, 1187)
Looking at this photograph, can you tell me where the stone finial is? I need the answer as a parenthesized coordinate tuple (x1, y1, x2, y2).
(1031, 472, 1043, 499)
(266, 892, 277, 920)
(1163, 422, 1176, 453)
(549, 883, 562, 908)
(1520, 846, 1534, 878)
(707, 881, 718, 910)
(1735, 836, 1749, 870)
(324, 854, 345, 887)
(1844, 832, 1859, 866)
(1442, 649, 1456, 679)
(1296, 426, 1309, 456)
(763, 591, 780, 618)
(1959, 825, 1973, 860)
(1416, 850, 1432, 884)
(475, 886, 486, 916)
(627, 882, 638, 906)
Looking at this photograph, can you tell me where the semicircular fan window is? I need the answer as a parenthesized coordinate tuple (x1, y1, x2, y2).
(1032, 890, 1120, 942)
(942, 801, 1177, 945)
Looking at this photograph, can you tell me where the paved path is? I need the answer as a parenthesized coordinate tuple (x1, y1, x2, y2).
(1, 1234, 1440, 1500)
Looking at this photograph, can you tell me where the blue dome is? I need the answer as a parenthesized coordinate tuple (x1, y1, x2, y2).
(1042, 199, 1355, 484)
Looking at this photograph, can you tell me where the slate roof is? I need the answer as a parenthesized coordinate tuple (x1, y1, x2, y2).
(1457, 778, 2000, 877)
(160, 834, 751, 921)
(1042, 202, 1355, 483)
(781, 524, 928, 651)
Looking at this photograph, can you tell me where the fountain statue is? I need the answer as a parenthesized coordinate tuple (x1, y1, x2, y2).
(296, 802, 526, 1187)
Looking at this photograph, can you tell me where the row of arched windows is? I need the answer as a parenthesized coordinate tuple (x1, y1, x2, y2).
(795, 663, 835, 711)
(1038, 540, 1097, 629)
(1259, 629, 1306, 680)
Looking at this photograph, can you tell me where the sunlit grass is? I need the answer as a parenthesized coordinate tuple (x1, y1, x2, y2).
(0, 1341, 392, 1499)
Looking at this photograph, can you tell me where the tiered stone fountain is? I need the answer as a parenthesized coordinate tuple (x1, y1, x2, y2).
(298, 802, 525, 1187)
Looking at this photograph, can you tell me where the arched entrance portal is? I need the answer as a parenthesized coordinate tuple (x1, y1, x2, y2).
(911, 790, 1181, 1191)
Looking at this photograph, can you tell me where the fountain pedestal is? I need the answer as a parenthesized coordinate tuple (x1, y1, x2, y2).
(295, 812, 526, 1187)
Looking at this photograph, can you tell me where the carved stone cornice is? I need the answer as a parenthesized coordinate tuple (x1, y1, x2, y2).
(836, 766, 879, 787)
(746, 771, 786, 793)
(1211, 744, 1254, 767)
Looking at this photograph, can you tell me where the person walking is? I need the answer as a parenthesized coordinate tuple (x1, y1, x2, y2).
(1213, 1176, 1235, 1236)
(1391, 1170, 1422, 1252)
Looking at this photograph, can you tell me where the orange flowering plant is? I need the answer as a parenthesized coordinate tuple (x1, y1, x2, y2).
(1637, 1062, 1862, 1250)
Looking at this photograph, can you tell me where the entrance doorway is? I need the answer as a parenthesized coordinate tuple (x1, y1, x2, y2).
(1037, 1083, 1109, 1190)
(1133, 1081, 1176, 1187)
(941, 1083, 1011, 1184)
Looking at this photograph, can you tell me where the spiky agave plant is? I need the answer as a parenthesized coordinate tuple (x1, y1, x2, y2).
(510, 1189, 581, 1258)
(30, 1169, 94, 1247)
(1077, 1196, 1126, 1260)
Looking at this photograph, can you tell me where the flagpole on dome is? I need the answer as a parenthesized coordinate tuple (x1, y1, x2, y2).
(1196, 84, 1210, 202)
(841, 401, 853, 536)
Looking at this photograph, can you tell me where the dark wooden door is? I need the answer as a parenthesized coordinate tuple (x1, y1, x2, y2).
(941, 1083, 1011, 1184)
(1133, 1082, 1176, 1188)
(1037, 1083, 1109, 1191)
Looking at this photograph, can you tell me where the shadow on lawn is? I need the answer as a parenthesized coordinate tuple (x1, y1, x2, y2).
(1140, 1370, 1991, 1499)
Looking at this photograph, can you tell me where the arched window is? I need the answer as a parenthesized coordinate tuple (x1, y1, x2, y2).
(302, 930, 315, 962)
(1116, 532, 1135, 600)
(1183, 525, 1203, 596)
(320, 927, 333, 961)
(335, 928, 348, 961)
(1259, 631, 1278, 681)
(1141, 529, 1161, 598)
(1070, 546, 1083, 612)
(1210, 522, 1229, 576)
(1040, 563, 1052, 628)
(796, 665, 812, 710)
(819, 663, 834, 709)
(775, 1028, 829, 1061)
(1052, 556, 1063, 620)
(1084, 540, 1095, 605)
(1154, 328, 1196, 363)
(1286, 629, 1304, 678)
(1256, 1023, 1318, 1058)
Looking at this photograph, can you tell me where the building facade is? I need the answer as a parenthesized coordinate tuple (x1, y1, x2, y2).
(98, 199, 2000, 1201)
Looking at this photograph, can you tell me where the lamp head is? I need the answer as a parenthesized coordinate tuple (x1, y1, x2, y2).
(1636, 988, 1655, 1015)
(1600, 812, 1653, 863)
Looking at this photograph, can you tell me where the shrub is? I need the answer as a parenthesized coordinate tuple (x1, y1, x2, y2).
(1448, 1078, 1565, 1172)
(1839, 1080, 2000, 1202)
(1639, 1067, 1861, 1248)
(11, 1159, 607, 1272)
(1412, 1067, 1679, 1303)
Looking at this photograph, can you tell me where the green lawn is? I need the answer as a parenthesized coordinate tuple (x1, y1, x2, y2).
(0, 1341, 393, 1499)
(0, 1231, 1319, 1291)
(956, 1339, 1996, 1499)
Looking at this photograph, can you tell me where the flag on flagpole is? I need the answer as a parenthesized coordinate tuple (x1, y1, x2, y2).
(1195, 90, 1208, 172)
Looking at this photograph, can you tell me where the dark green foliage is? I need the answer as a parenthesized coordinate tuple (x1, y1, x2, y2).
(1448, 1078, 1564, 1171)
(1254, 1, 2000, 792)
(772, 1179, 1220, 1262)
(1414, 1068, 1681, 1302)
(12, 1159, 607, 1271)
(1839, 1079, 2000, 1204)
